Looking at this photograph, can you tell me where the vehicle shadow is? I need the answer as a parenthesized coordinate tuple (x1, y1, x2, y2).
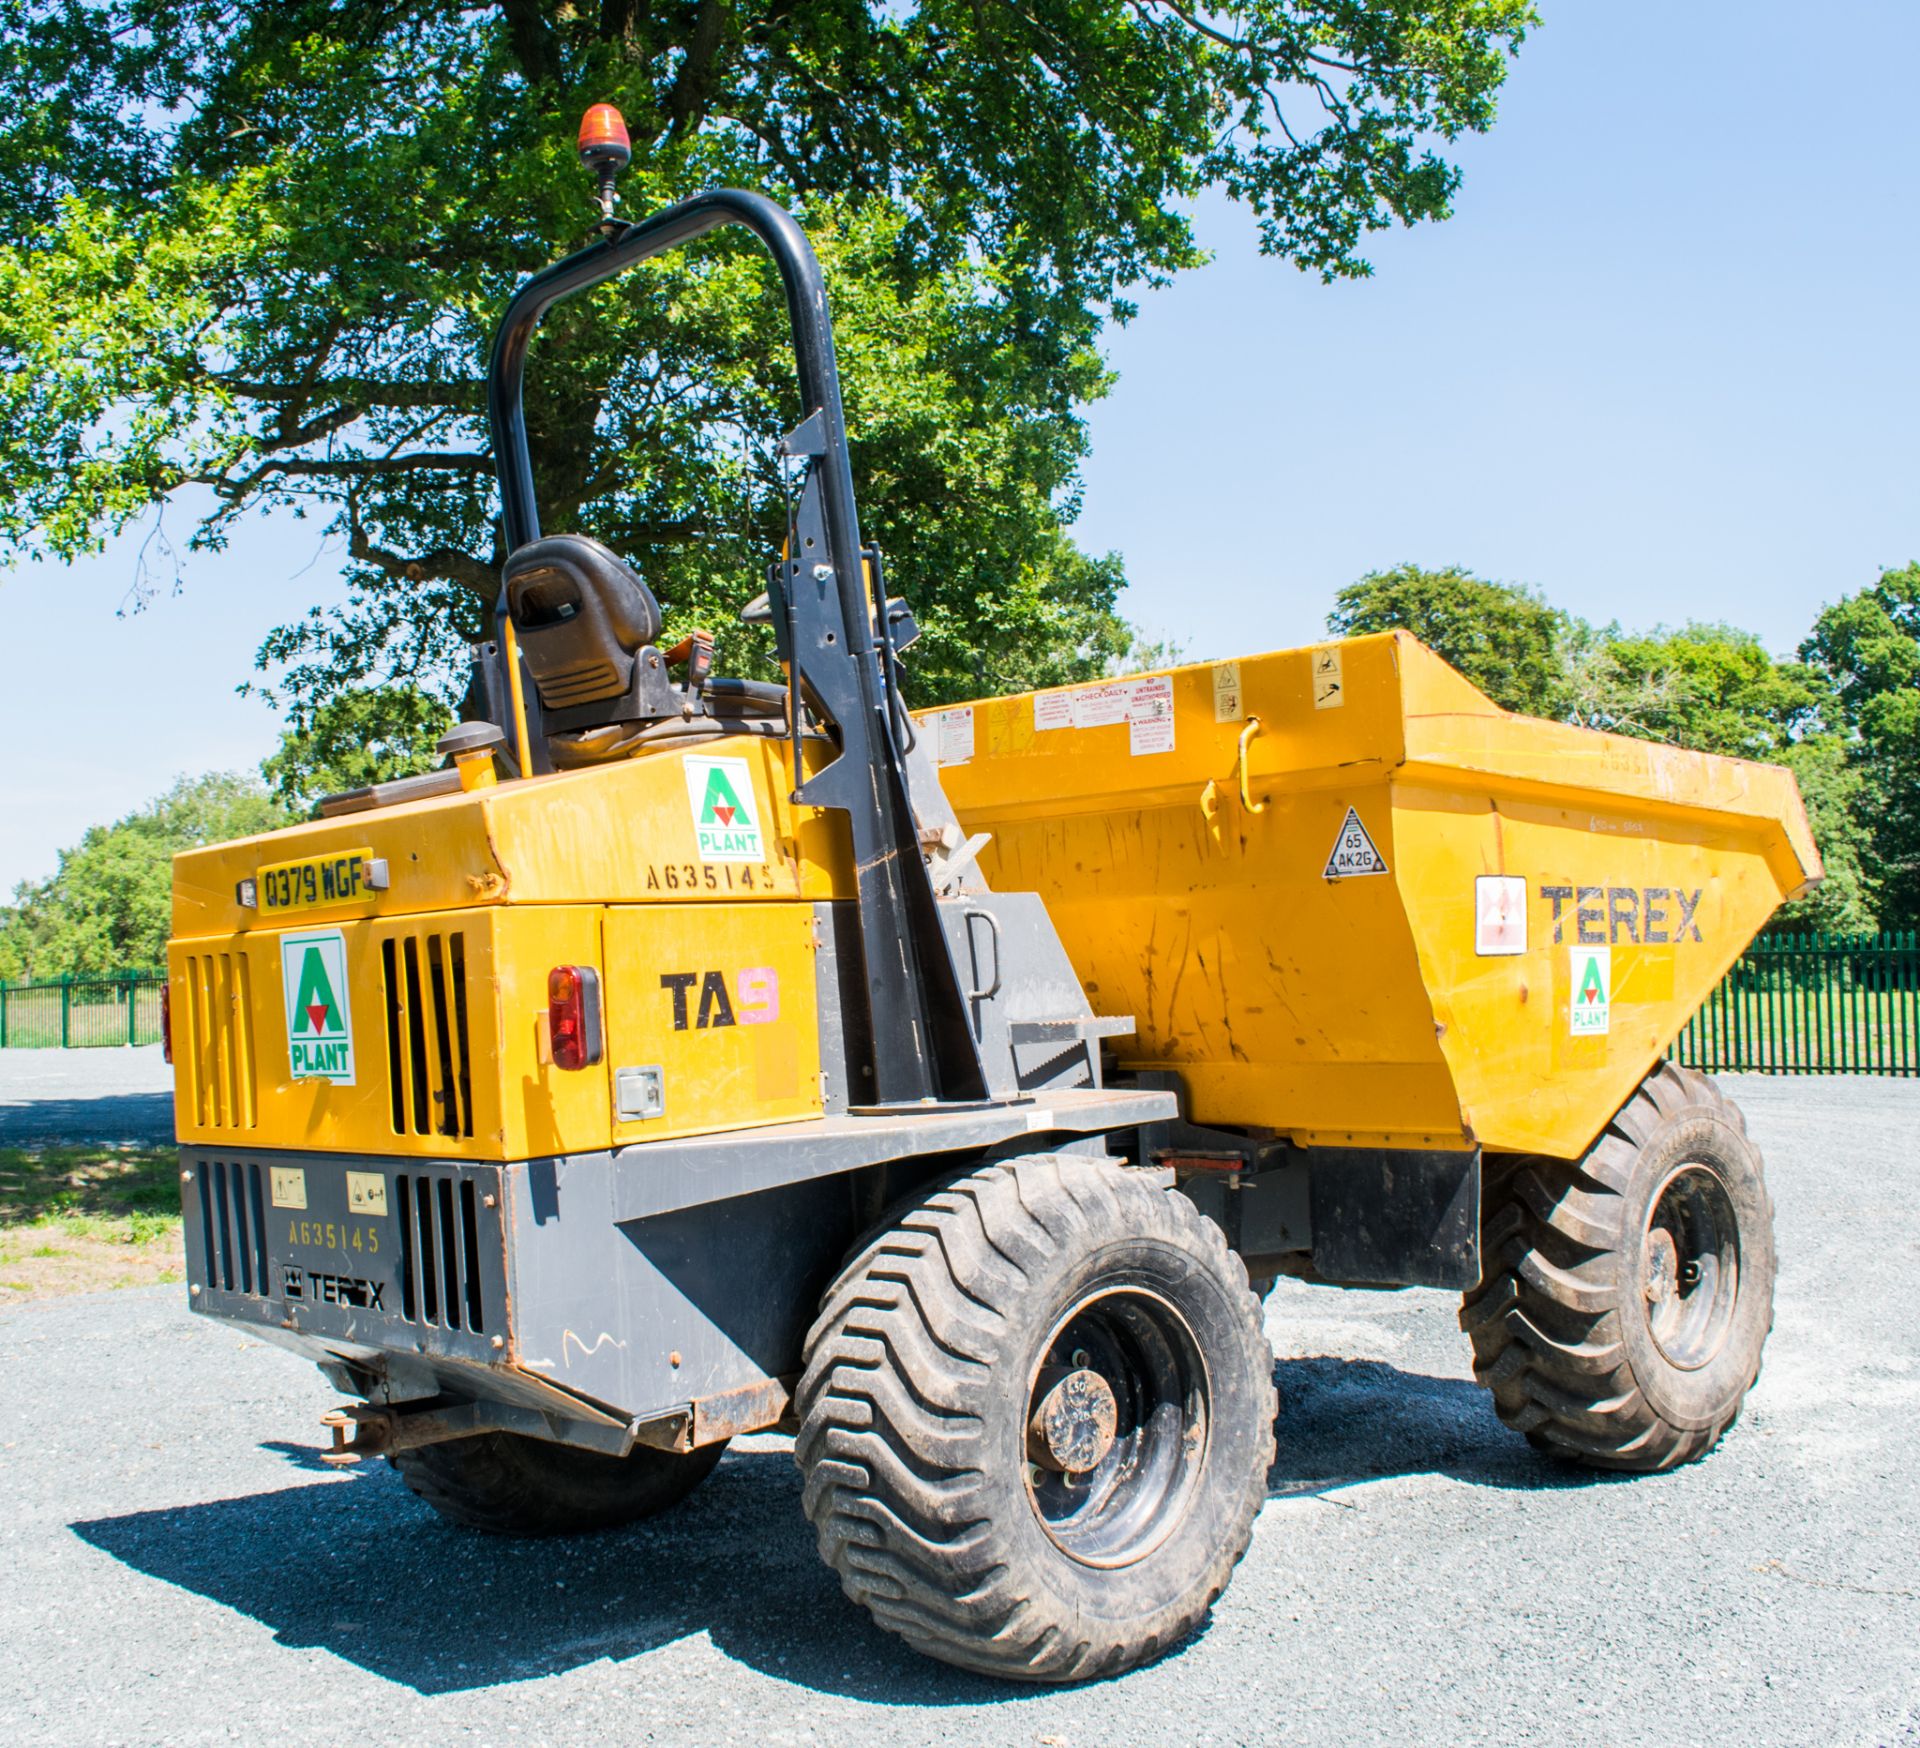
(71, 1442, 1028, 1704)
(0, 1092, 176, 1147)
(1264, 1354, 1622, 1500)
(70, 1354, 1606, 1701)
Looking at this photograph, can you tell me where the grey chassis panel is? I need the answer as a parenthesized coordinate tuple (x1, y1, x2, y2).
(604, 1084, 1176, 1223)
(511, 1091, 1170, 1426)
(181, 1148, 508, 1367)
(1134, 1072, 1480, 1291)
(1175, 1146, 1481, 1290)
(507, 1156, 855, 1431)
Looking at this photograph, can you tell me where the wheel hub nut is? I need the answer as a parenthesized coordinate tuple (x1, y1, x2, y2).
(1027, 1366, 1119, 1474)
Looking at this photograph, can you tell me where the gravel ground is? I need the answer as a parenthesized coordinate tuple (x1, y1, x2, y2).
(0, 1073, 1916, 1747)
(0, 1044, 174, 1145)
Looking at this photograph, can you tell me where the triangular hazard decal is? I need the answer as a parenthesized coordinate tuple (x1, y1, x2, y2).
(1323, 806, 1389, 879)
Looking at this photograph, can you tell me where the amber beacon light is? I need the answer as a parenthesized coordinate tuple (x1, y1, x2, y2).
(577, 103, 631, 222)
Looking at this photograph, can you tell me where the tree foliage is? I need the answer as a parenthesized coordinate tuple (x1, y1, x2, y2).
(261, 683, 454, 816)
(1328, 563, 1569, 715)
(0, 0, 1535, 723)
(1801, 562, 1920, 928)
(0, 774, 285, 979)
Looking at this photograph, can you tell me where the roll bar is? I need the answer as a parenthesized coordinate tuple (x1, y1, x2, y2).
(489, 190, 865, 604)
(484, 191, 989, 1108)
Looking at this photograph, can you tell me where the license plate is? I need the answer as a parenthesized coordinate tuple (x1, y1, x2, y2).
(258, 848, 378, 916)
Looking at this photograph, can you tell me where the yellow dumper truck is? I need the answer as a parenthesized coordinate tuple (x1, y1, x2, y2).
(166, 165, 1818, 1681)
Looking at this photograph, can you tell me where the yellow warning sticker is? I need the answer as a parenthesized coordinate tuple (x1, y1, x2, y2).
(1312, 645, 1344, 710)
(1213, 661, 1243, 722)
(270, 1167, 308, 1210)
(345, 1171, 388, 1218)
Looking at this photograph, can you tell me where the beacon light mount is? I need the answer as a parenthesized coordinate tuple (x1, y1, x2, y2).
(577, 103, 632, 227)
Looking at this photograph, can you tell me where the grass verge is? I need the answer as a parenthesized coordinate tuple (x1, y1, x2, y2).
(0, 1143, 183, 1302)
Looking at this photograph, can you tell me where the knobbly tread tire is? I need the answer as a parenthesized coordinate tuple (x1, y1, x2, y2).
(1461, 1061, 1775, 1473)
(794, 1153, 1275, 1682)
(392, 1429, 727, 1536)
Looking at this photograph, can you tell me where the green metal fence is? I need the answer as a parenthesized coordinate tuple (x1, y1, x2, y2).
(0, 972, 166, 1049)
(1671, 931, 1920, 1076)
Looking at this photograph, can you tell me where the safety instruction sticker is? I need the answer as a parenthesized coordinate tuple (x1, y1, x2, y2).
(281, 929, 356, 1084)
(1069, 682, 1133, 729)
(1033, 691, 1074, 731)
(1475, 875, 1528, 956)
(1213, 661, 1243, 723)
(684, 754, 766, 862)
(1127, 675, 1175, 754)
(1323, 807, 1388, 879)
(930, 706, 975, 767)
(345, 1171, 389, 1217)
(1570, 945, 1611, 1035)
(1312, 645, 1345, 710)
(270, 1167, 308, 1210)
(1035, 675, 1178, 753)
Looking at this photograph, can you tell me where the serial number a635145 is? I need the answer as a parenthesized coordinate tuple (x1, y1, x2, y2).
(284, 1218, 382, 1256)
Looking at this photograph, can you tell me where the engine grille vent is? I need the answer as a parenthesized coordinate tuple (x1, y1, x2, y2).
(179, 952, 258, 1130)
(380, 931, 473, 1139)
(395, 1172, 487, 1333)
(199, 1158, 270, 1295)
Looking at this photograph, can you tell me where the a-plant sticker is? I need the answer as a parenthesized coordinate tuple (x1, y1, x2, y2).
(1570, 945, 1611, 1036)
(684, 755, 765, 863)
(281, 929, 356, 1083)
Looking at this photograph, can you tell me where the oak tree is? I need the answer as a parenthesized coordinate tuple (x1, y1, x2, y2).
(0, 0, 1535, 723)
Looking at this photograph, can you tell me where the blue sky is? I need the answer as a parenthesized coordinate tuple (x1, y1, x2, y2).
(2, 0, 1915, 893)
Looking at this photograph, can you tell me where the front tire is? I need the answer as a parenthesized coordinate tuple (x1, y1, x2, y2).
(795, 1154, 1275, 1681)
(392, 1429, 727, 1536)
(1461, 1062, 1775, 1472)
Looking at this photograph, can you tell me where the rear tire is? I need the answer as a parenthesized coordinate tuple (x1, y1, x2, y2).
(392, 1429, 727, 1536)
(1461, 1062, 1775, 1472)
(795, 1154, 1275, 1681)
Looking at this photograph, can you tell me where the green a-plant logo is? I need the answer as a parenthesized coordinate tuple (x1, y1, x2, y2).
(684, 754, 765, 864)
(281, 929, 356, 1083)
(1569, 945, 1611, 1037)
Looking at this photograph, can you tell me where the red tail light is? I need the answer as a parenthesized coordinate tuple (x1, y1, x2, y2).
(160, 981, 173, 1064)
(547, 965, 603, 1071)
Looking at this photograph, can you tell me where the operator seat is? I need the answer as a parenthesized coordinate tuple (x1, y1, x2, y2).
(503, 534, 677, 733)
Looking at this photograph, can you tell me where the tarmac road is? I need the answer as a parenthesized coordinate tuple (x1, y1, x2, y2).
(0, 1044, 175, 1145)
(1, 1073, 1916, 1746)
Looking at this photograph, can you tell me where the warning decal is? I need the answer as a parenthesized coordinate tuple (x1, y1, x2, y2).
(1213, 661, 1243, 723)
(1570, 945, 1611, 1036)
(929, 706, 975, 767)
(1312, 645, 1344, 710)
(1323, 806, 1388, 880)
(1475, 874, 1528, 956)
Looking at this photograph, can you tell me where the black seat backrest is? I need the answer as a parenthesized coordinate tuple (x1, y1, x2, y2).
(503, 535, 663, 713)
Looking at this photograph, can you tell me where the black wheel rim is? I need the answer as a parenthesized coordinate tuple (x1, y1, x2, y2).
(1642, 1162, 1741, 1370)
(1022, 1287, 1209, 1569)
